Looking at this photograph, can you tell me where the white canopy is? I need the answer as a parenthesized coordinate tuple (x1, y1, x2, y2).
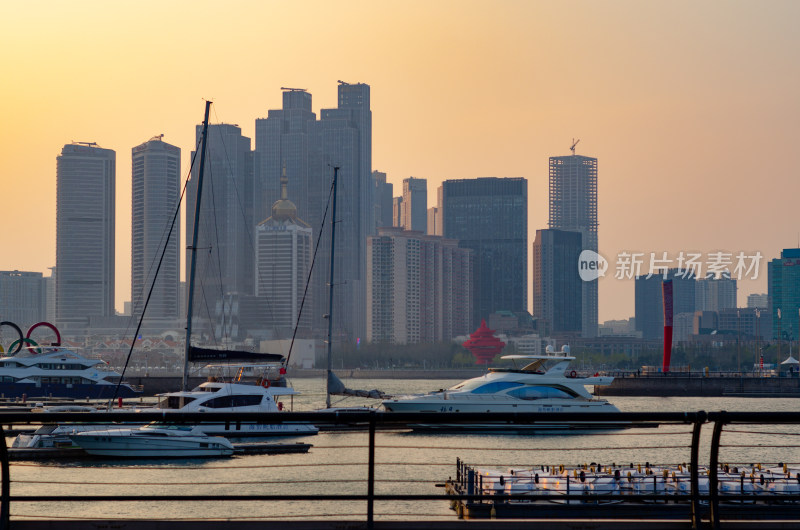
(780, 356, 799, 365)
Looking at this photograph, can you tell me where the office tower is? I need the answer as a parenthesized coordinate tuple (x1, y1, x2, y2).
(635, 269, 696, 340)
(131, 136, 181, 320)
(401, 177, 427, 232)
(768, 249, 800, 342)
(427, 206, 442, 236)
(255, 168, 313, 335)
(0, 271, 47, 327)
(186, 124, 254, 337)
(56, 143, 116, 327)
(531, 229, 582, 335)
(392, 197, 403, 227)
(312, 81, 373, 341)
(255, 82, 373, 341)
(255, 89, 318, 234)
(549, 153, 598, 337)
(372, 170, 393, 229)
(695, 273, 737, 312)
(366, 227, 472, 344)
(747, 293, 769, 308)
(442, 177, 527, 328)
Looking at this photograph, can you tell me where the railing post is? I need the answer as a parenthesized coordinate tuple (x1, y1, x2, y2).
(367, 414, 375, 530)
(690, 411, 706, 530)
(709, 414, 725, 530)
(0, 425, 8, 530)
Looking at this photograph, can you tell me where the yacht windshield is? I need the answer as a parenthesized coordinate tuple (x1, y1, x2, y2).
(157, 396, 196, 409)
(449, 380, 523, 393)
(507, 386, 577, 400)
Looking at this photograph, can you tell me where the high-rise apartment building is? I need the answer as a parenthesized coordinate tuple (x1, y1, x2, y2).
(186, 124, 254, 337)
(695, 273, 737, 312)
(635, 269, 696, 341)
(131, 136, 181, 320)
(367, 227, 472, 344)
(0, 271, 47, 328)
(56, 143, 116, 327)
(255, 168, 313, 335)
(442, 177, 527, 328)
(392, 197, 403, 227)
(401, 177, 427, 232)
(532, 229, 582, 335)
(548, 153, 598, 337)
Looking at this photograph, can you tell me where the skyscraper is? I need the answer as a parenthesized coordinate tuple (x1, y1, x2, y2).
(255, 167, 313, 335)
(401, 177, 427, 232)
(372, 170, 393, 230)
(532, 229, 582, 335)
(254, 82, 373, 341)
(695, 273, 737, 312)
(442, 177, 527, 328)
(131, 136, 181, 320)
(186, 124, 254, 337)
(56, 143, 116, 328)
(768, 249, 800, 343)
(549, 153, 598, 337)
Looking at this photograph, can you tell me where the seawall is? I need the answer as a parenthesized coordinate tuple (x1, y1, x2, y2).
(594, 374, 800, 397)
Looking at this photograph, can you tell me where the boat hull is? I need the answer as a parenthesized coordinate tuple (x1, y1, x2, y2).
(69, 434, 234, 458)
(0, 382, 139, 399)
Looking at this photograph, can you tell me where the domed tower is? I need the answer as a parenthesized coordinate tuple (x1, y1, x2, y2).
(462, 319, 505, 365)
(255, 164, 313, 334)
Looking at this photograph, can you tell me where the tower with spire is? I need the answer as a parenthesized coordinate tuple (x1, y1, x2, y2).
(255, 163, 313, 336)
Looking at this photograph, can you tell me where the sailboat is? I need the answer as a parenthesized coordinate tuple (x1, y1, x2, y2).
(138, 101, 317, 437)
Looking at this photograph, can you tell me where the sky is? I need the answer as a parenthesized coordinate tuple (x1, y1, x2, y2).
(1, 1, 799, 321)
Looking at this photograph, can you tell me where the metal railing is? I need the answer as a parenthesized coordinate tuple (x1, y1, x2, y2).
(0, 410, 798, 529)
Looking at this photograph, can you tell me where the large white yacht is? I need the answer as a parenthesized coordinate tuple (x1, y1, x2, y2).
(140, 379, 319, 437)
(0, 347, 139, 399)
(382, 346, 620, 428)
(69, 423, 235, 458)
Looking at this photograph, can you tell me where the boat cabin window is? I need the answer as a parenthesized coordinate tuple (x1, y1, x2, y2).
(201, 395, 263, 409)
(468, 381, 525, 394)
(157, 396, 197, 409)
(507, 386, 577, 400)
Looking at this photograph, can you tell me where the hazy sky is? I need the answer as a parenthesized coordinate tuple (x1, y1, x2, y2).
(1, 1, 798, 321)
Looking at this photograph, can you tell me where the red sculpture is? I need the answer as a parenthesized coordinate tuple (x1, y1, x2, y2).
(462, 319, 505, 365)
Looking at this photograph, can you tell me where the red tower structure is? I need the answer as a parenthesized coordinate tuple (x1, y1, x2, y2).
(462, 319, 505, 365)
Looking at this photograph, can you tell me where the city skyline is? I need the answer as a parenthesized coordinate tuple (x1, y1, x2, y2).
(2, 1, 798, 322)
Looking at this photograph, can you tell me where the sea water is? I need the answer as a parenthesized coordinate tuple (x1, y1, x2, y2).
(7, 377, 799, 522)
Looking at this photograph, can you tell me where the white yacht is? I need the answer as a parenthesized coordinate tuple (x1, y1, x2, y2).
(69, 423, 234, 458)
(0, 347, 139, 399)
(382, 346, 621, 429)
(140, 380, 319, 437)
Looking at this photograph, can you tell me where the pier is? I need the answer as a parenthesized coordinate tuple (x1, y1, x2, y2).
(0, 410, 797, 529)
(594, 372, 800, 397)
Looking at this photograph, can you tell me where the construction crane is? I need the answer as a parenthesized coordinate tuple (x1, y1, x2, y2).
(280, 87, 307, 92)
(570, 138, 580, 155)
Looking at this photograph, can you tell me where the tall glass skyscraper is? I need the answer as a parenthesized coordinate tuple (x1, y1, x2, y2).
(768, 249, 800, 343)
(442, 177, 527, 328)
(549, 154, 598, 337)
(186, 124, 254, 339)
(56, 143, 116, 328)
(131, 137, 180, 320)
(532, 229, 582, 335)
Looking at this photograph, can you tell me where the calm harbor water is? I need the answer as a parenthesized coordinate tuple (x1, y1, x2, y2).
(7, 377, 800, 522)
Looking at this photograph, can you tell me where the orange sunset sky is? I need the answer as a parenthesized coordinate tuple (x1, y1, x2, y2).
(1, 1, 798, 321)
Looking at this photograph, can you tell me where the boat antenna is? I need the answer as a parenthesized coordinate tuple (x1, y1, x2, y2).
(325, 166, 339, 409)
(183, 100, 213, 392)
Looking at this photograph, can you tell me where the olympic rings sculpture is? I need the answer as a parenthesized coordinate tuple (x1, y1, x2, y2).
(0, 321, 61, 355)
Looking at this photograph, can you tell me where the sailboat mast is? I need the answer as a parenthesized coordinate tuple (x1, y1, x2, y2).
(183, 100, 212, 392)
(325, 166, 339, 409)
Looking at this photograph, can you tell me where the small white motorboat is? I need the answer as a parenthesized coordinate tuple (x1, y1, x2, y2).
(69, 423, 235, 458)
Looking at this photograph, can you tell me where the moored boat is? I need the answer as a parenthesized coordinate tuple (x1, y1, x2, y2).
(69, 423, 235, 458)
